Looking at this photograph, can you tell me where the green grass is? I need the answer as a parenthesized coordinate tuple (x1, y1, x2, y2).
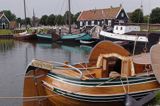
(0, 29, 13, 35)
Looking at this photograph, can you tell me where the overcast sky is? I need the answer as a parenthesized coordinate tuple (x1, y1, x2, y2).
(0, 0, 159, 18)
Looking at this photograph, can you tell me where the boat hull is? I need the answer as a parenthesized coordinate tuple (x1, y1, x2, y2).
(37, 33, 60, 42)
(99, 30, 148, 44)
(13, 34, 37, 41)
(23, 67, 160, 106)
(60, 33, 92, 44)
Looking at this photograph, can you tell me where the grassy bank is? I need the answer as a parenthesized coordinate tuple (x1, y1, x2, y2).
(0, 29, 13, 35)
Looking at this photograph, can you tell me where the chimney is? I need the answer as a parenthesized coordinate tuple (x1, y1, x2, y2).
(120, 4, 122, 7)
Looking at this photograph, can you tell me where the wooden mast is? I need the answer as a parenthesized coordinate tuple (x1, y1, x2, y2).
(23, 0, 27, 30)
(68, 0, 71, 34)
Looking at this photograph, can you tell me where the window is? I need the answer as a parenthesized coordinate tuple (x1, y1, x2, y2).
(121, 13, 124, 17)
(92, 21, 94, 26)
(120, 27, 123, 30)
(108, 20, 111, 26)
(86, 21, 88, 26)
(80, 21, 83, 27)
(98, 21, 100, 25)
(116, 27, 118, 30)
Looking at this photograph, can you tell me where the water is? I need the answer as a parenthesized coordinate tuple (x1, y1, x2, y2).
(0, 39, 92, 106)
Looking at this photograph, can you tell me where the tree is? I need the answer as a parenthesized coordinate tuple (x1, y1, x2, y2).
(64, 11, 73, 25)
(143, 15, 149, 23)
(55, 15, 64, 25)
(130, 9, 144, 23)
(2, 10, 16, 21)
(16, 18, 22, 24)
(47, 14, 55, 26)
(26, 17, 31, 26)
(40, 15, 48, 25)
(73, 12, 81, 24)
(150, 7, 160, 24)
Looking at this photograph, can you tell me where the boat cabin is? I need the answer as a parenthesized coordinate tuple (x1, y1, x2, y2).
(113, 25, 140, 34)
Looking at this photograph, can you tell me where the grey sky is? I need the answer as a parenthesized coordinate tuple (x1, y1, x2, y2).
(0, 0, 159, 18)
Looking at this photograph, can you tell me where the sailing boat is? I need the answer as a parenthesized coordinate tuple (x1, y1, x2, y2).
(13, 0, 37, 41)
(60, 0, 92, 43)
(23, 41, 160, 106)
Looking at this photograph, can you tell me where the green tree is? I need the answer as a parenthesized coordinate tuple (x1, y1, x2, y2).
(143, 15, 149, 23)
(73, 12, 81, 24)
(2, 10, 16, 21)
(130, 9, 144, 23)
(55, 15, 64, 25)
(150, 7, 160, 24)
(40, 15, 48, 25)
(26, 17, 31, 25)
(47, 14, 55, 26)
(64, 11, 73, 25)
(16, 17, 22, 24)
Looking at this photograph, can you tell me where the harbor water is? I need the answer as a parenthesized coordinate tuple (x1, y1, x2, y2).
(0, 39, 92, 106)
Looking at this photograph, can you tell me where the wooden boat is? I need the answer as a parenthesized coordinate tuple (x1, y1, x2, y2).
(13, 31, 37, 41)
(23, 41, 160, 106)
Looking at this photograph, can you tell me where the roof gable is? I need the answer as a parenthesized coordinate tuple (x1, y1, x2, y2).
(0, 12, 10, 23)
(77, 7, 122, 21)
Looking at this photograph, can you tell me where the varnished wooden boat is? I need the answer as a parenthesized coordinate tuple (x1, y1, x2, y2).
(23, 41, 160, 106)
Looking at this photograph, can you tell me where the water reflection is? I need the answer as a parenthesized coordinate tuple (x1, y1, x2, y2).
(34, 42, 92, 64)
(0, 39, 15, 53)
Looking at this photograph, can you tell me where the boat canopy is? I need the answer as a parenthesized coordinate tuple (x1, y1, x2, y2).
(88, 41, 130, 64)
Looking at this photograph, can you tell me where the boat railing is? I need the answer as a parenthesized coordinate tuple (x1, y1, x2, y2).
(30, 59, 83, 79)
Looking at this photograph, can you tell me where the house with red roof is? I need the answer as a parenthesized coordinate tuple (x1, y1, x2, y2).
(77, 5, 129, 28)
(0, 12, 10, 29)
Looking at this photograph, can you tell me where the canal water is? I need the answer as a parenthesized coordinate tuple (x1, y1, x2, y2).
(0, 39, 92, 106)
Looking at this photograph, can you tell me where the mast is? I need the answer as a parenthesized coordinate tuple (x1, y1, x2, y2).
(68, 0, 71, 34)
(33, 9, 36, 27)
(23, 0, 27, 30)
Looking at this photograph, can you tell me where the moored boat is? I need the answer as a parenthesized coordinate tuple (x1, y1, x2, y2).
(36, 33, 60, 42)
(13, 31, 37, 41)
(23, 41, 160, 106)
(60, 33, 92, 43)
(100, 25, 148, 43)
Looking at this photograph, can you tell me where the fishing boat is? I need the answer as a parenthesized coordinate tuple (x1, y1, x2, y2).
(23, 41, 160, 106)
(13, 31, 37, 41)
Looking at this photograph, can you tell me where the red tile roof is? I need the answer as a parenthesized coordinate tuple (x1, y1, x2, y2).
(77, 7, 122, 21)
